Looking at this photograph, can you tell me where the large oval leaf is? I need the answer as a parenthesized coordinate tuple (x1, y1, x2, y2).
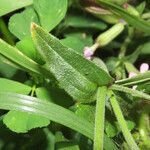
(34, 0, 67, 31)
(31, 23, 114, 102)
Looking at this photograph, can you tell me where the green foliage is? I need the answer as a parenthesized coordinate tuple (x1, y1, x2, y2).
(33, 0, 68, 31)
(0, 78, 31, 94)
(0, 0, 33, 17)
(0, 0, 149, 149)
(31, 24, 113, 102)
(9, 7, 39, 40)
(96, 0, 150, 34)
(3, 110, 50, 133)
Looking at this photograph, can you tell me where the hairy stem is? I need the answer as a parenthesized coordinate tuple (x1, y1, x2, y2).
(110, 84, 150, 101)
(109, 92, 139, 150)
(94, 86, 107, 150)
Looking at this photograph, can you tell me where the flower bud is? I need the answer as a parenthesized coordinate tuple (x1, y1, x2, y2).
(96, 22, 125, 46)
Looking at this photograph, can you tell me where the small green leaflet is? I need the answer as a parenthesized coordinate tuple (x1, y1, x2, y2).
(9, 8, 39, 40)
(31, 23, 113, 102)
(3, 110, 50, 133)
(33, 0, 67, 32)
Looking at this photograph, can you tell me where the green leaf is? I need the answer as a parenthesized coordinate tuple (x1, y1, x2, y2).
(0, 78, 31, 94)
(0, 92, 118, 149)
(3, 110, 50, 133)
(136, 1, 146, 15)
(140, 42, 150, 55)
(9, 7, 39, 40)
(16, 37, 37, 61)
(0, 78, 50, 133)
(56, 141, 80, 150)
(61, 34, 93, 55)
(0, 58, 18, 78)
(0, 38, 53, 78)
(96, 0, 150, 34)
(66, 11, 107, 30)
(36, 87, 73, 107)
(105, 122, 118, 138)
(74, 104, 95, 123)
(31, 23, 113, 102)
(0, 0, 33, 17)
(34, 0, 67, 31)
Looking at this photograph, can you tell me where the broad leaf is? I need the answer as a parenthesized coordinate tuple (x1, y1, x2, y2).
(96, 0, 150, 34)
(9, 8, 39, 40)
(0, 0, 33, 17)
(0, 92, 118, 150)
(3, 110, 50, 133)
(34, 0, 67, 31)
(31, 23, 113, 102)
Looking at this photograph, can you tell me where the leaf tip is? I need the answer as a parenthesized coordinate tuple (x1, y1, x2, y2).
(31, 22, 38, 31)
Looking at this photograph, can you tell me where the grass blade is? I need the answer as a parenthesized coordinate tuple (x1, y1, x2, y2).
(0, 91, 118, 150)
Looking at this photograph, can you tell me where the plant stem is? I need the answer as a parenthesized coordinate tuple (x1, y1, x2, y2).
(0, 18, 15, 45)
(110, 84, 150, 101)
(119, 27, 134, 58)
(31, 85, 36, 97)
(94, 86, 107, 150)
(115, 71, 150, 86)
(109, 92, 139, 150)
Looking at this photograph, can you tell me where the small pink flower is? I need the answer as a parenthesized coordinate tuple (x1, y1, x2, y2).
(140, 63, 149, 73)
(123, 3, 129, 9)
(128, 72, 137, 78)
(84, 47, 94, 60)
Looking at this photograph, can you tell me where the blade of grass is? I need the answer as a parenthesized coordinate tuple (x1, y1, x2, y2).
(0, 92, 118, 150)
